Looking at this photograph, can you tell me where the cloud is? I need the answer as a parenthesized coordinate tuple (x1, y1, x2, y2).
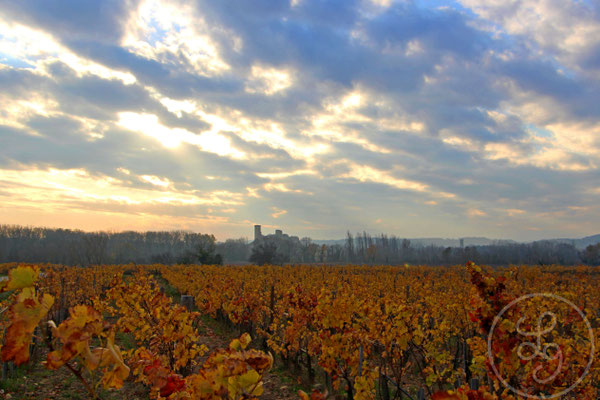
(0, 0, 138, 44)
(0, 0, 599, 240)
(271, 207, 288, 219)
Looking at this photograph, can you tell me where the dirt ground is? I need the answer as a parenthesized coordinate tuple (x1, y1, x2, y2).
(0, 317, 307, 400)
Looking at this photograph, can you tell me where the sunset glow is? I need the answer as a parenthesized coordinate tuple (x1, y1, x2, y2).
(1, 0, 600, 240)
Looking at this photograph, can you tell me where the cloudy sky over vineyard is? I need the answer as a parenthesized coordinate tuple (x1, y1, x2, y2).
(1, 0, 599, 240)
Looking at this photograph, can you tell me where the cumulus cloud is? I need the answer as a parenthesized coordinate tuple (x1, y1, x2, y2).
(0, 0, 599, 240)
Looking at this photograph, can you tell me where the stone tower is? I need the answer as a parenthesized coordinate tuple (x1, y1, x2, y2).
(254, 225, 262, 242)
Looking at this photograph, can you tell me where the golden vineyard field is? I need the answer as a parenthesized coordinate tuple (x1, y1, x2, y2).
(1, 262, 599, 399)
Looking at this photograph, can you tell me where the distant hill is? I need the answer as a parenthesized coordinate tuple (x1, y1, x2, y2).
(408, 237, 516, 247)
(546, 234, 600, 249)
(314, 234, 600, 249)
(313, 237, 516, 247)
(312, 239, 347, 246)
(579, 234, 600, 247)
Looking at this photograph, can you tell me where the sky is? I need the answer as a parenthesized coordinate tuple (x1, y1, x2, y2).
(0, 0, 599, 241)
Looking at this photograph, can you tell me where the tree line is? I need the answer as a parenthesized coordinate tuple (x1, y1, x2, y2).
(0, 225, 222, 266)
(249, 231, 600, 266)
(0, 225, 598, 266)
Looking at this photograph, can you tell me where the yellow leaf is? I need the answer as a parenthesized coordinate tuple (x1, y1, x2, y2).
(239, 369, 260, 387)
(1, 289, 54, 365)
(229, 338, 241, 351)
(2, 266, 39, 292)
(239, 332, 252, 349)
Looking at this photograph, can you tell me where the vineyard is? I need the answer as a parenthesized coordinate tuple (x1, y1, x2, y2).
(1, 262, 599, 399)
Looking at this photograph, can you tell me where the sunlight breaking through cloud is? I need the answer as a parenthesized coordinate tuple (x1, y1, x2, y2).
(117, 112, 245, 158)
(1, 0, 599, 240)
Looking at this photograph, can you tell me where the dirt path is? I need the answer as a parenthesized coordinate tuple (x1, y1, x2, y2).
(159, 273, 301, 400)
(197, 317, 299, 400)
(1, 274, 304, 400)
(0, 347, 147, 400)
(1, 318, 300, 400)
